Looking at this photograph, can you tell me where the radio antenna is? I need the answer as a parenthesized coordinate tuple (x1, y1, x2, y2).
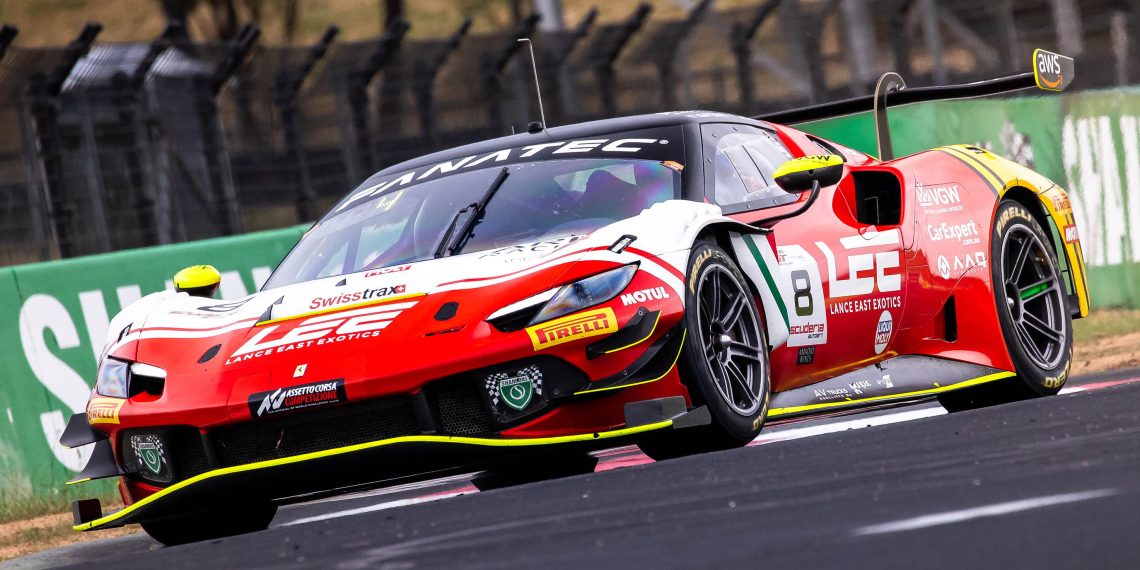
(517, 38, 547, 132)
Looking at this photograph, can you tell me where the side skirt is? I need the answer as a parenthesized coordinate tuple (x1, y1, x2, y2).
(768, 355, 1014, 420)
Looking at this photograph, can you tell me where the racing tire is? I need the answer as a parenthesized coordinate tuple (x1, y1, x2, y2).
(938, 200, 1073, 413)
(141, 502, 277, 546)
(638, 242, 770, 460)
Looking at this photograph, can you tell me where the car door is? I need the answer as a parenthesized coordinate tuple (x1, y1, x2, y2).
(703, 123, 907, 393)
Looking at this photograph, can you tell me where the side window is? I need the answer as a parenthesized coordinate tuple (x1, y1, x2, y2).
(703, 124, 796, 212)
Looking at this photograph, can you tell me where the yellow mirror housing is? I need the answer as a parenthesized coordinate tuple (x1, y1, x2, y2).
(173, 265, 221, 298)
(772, 154, 844, 193)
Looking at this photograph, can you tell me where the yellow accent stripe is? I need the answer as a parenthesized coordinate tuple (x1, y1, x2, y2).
(766, 371, 1015, 418)
(603, 312, 661, 355)
(575, 330, 686, 395)
(66, 478, 92, 486)
(938, 146, 1004, 193)
(74, 420, 673, 532)
(256, 292, 427, 326)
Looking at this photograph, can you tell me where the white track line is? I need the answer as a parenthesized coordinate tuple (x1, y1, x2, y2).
(853, 488, 1120, 536)
(282, 490, 475, 526)
(752, 407, 946, 445)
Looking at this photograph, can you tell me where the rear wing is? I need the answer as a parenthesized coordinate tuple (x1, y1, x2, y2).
(755, 49, 1075, 161)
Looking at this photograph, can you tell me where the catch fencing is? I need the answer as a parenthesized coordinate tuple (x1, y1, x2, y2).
(0, 0, 1136, 267)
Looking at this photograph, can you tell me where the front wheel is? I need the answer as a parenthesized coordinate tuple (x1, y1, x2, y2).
(638, 242, 770, 460)
(939, 200, 1073, 412)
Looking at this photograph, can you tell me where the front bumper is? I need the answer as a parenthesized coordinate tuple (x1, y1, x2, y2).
(73, 414, 683, 532)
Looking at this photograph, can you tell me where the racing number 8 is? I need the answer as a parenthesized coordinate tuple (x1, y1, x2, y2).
(791, 269, 813, 317)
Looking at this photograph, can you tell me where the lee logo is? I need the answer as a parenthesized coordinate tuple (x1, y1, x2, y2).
(816, 229, 902, 298)
(526, 308, 618, 350)
(87, 397, 125, 425)
(228, 301, 418, 363)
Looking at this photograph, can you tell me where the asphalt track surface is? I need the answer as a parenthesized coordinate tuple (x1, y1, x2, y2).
(13, 368, 1140, 569)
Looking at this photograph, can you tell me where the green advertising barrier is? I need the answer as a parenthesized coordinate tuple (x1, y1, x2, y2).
(800, 88, 1140, 309)
(0, 225, 305, 509)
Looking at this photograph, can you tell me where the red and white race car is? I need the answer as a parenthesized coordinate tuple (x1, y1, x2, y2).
(62, 51, 1088, 545)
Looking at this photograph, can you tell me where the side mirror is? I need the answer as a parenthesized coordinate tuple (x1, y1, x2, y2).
(773, 155, 844, 193)
(173, 265, 221, 298)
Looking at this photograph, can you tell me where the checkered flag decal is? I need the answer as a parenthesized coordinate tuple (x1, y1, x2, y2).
(486, 372, 508, 405)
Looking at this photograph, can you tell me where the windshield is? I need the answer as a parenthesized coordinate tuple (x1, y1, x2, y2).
(264, 158, 681, 289)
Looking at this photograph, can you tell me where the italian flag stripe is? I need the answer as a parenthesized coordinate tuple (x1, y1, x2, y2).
(742, 234, 790, 329)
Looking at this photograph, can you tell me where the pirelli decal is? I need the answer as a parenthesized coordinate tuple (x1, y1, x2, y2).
(87, 398, 125, 425)
(526, 308, 618, 350)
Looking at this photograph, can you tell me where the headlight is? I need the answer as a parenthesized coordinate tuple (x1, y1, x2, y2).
(94, 359, 129, 398)
(94, 359, 167, 398)
(530, 264, 638, 325)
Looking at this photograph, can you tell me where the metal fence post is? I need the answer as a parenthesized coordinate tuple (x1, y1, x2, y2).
(347, 18, 408, 179)
(484, 14, 539, 134)
(415, 19, 471, 147)
(204, 22, 259, 236)
(544, 8, 596, 124)
(25, 22, 101, 258)
(731, 0, 779, 114)
(275, 25, 338, 223)
(587, 4, 652, 118)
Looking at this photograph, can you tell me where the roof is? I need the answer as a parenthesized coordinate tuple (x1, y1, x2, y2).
(373, 110, 762, 177)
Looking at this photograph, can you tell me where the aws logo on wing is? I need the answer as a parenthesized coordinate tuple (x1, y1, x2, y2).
(309, 285, 406, 310)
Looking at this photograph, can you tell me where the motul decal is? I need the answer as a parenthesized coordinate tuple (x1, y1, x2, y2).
(248, 379, 346, 418)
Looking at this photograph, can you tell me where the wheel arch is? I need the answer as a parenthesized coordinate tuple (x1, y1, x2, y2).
(998, 184, 1089, 319)
(694, 222, 791, 350)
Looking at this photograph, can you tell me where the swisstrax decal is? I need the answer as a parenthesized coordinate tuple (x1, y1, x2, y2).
(309, 285, 406, 310)
(249, 379, 347, 418)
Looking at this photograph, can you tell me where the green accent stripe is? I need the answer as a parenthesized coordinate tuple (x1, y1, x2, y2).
(1021, 282, 1050, 300)
(742, 235, 790, 328)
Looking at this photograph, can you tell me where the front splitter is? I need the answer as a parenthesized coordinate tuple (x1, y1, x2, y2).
(75, 420, 673, 531)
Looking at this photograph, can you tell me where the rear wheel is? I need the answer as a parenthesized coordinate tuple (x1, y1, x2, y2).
(638, 242, 770, 460)
(938, 200, 1072, 412)
(141, 502, 277, 546)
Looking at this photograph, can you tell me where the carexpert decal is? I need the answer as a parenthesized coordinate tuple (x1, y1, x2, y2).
(334, 127, 684, 214)
(249, 379, 347, 418)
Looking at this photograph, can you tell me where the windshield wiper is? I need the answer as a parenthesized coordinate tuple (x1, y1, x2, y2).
(433, 167, 510, 258)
